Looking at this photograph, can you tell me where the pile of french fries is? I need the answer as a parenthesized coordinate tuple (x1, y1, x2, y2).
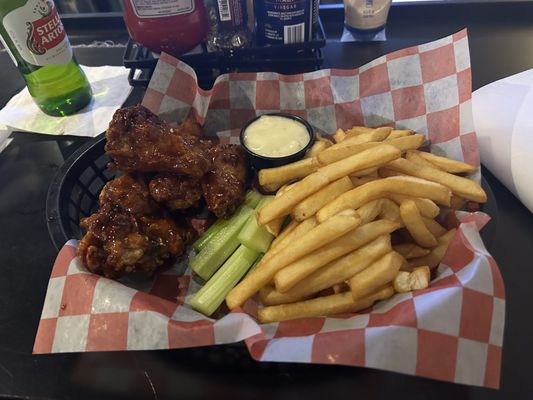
(225, 126, 487, 323)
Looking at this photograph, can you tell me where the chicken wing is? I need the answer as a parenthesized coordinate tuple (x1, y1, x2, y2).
(201, 144, 248, 218)
(78, 174, 187, 279)
(148, 173, 203, 210)
(80, 105, 250, 279)
(105, 105, 211, 179)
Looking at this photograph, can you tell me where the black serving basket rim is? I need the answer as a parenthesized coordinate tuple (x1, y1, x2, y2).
(46, 133, 107, 250)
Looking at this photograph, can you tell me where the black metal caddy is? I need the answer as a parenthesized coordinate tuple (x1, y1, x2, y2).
(123, 19, 327, 89)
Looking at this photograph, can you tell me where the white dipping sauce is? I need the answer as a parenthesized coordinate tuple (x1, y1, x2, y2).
(243, 115, 310, 157)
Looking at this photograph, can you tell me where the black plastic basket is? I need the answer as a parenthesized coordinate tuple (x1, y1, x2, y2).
(123, 19, 327, 88)
(46, 134, 113, 250)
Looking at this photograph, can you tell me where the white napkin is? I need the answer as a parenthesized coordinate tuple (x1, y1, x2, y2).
(473, 68, 533, 213)
(0, 65, 131, 138)
(0, 124, 12, 153)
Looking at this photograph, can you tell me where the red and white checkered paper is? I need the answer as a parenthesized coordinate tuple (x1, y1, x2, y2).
(34, 30, 505, 388)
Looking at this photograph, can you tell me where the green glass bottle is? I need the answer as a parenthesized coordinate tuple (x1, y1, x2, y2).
(0, 0, 92, 116)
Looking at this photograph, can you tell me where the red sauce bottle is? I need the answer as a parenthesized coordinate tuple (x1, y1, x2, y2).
(123, 0, 208, 56)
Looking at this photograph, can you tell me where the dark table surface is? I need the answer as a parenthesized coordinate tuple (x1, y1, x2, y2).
(1, 3, 533, 399)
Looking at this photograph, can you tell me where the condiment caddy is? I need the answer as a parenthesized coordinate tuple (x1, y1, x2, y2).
(122, 18, 327, 89)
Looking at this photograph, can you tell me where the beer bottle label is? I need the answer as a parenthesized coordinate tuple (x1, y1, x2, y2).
(129, 0, 195, 18)
(2, 0, 72, 66)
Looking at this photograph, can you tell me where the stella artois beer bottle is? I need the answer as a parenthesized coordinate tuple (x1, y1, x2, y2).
(0, 0, 92, 116)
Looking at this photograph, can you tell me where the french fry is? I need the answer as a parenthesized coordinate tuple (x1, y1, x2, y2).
(317, 142, 380, 165)
(257, 172, 329, 225)
(272, 235, 392, 302)
(349, 251, 403, 300)
(386, 129, 412, 139)
(226, 212, 361, 309)
(270, 217, 317, 252)
(292, 176, 353, 221)
(385, 134, 425, 151)
(350, 167, 379, 177)
(399, 200, 438, 248)
(344, 126, 392, 142)
(264, 216, 286, 238)
(248, 121, 487, 323)
(413, 150, 477, 174)
(379, 198, 402, 224)
(260, 183, 285, 193)
(259, 285, 311, 306)
(318, 133, 424, 166)
(356, 199, 383, 224)
(350, 175, 378, 187)
(411, 266, 431, 289)
(406, 150, 441, 169)
(393, 266, 430, 293)
(258, 284, 394, 323)
(260, 282, 347, 306)
(333, 128, 347, 143)
(408, 228, 457, 269)
(270, 220, 400, 295)
(273, 219, 396, 293)
(258, 144, 401, 225)
(393, 271, 410, 292)
(254, 218, 318, 289)
(450, 194, 466, 210)
(393, 243, 431, 259)
(269, 219, 298, 250)
(317, 144, 400, 182)
(387, 194, 440, 219)
(386, 158, 487, 203)
(258, 157, 320, 190)
(422, 216, 447, 237)
(305, 140, 330, 159)
(316, 176, 452, 223)
(264, 183, 294, 236)
(346, 126, 374, 136)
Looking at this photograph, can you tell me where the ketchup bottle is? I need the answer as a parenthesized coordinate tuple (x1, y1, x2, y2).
(123, 0, 208, 56)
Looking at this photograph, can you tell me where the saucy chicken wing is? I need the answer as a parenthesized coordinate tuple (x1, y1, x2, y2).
(148, 172, 203, 210)
(105, 105, 211, 179)
(78, 174, 188, 279)
(78, 105, 250, 279)
(201, 144, 248, 218)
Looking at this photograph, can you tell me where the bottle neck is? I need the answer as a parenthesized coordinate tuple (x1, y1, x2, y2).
(0, 0, 29, 17)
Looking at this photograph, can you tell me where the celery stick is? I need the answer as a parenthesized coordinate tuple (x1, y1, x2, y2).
(190, 245, 259, 316)
(190, 205, 253, 281)
(238, 196, 275, 253)
(244, 190, 263, 209)
(246, 254, 263, 276)
(193, 191, 262, 252)
(192, 218, 228, 252)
